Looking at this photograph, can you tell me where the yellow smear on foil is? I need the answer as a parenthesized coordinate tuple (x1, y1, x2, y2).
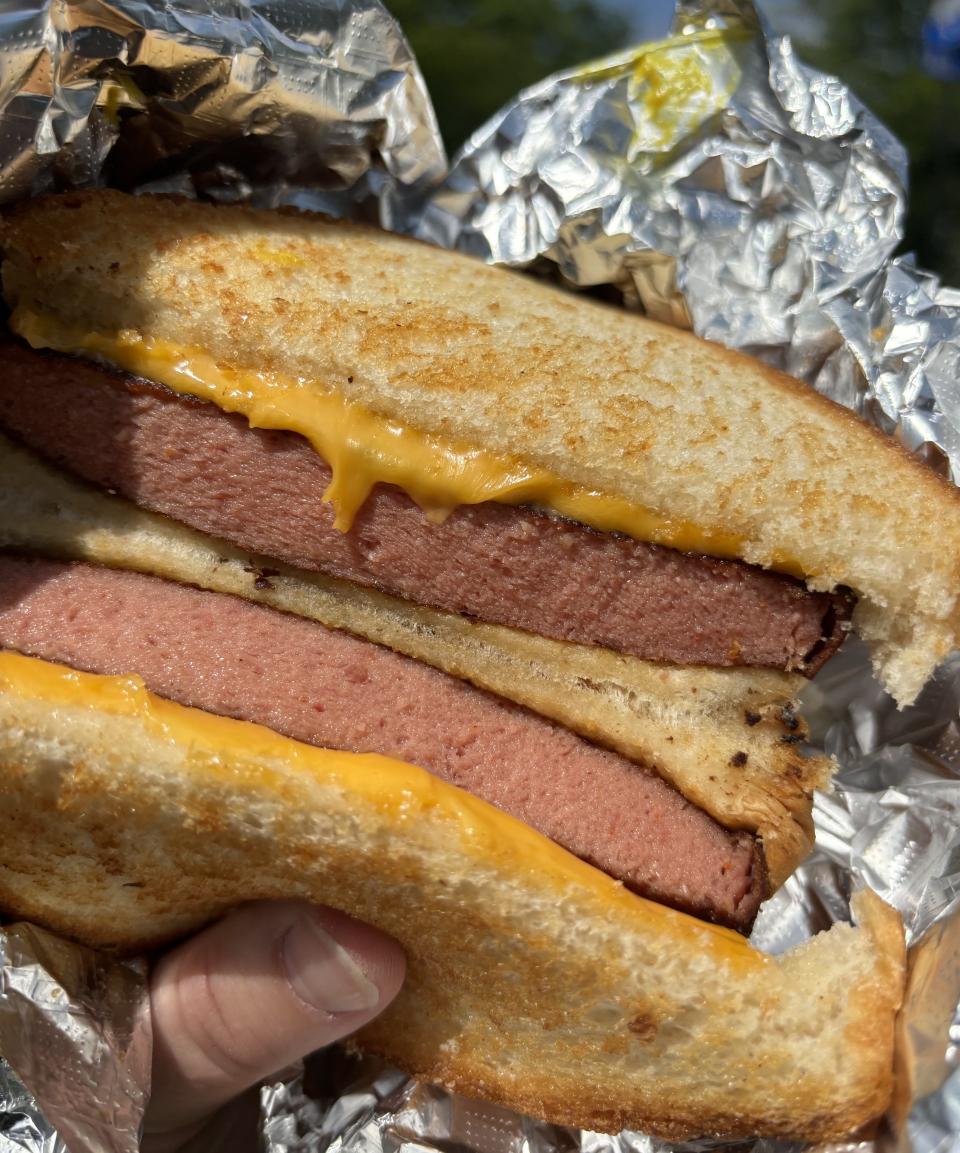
(572, 28, 747, 155)
(98, 73, 147, 128)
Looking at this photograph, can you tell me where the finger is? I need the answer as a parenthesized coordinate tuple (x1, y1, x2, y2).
(143, 901, 405, 1147)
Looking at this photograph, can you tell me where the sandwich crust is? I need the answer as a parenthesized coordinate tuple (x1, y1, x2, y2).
(0, 652, 905, 1140)
(0, 190, 924, 1139)
(3, 190, 960, 703)
(0, 432, 829, 888)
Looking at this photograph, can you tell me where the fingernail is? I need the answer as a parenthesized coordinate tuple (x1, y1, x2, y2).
(280, 913, 381, 1014)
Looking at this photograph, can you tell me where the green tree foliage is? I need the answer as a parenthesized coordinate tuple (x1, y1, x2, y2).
(389, 0, 630, 153)
(796, 0, 960, 282)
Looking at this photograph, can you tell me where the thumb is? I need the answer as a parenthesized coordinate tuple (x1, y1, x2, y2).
(143, 901, 405, 1150)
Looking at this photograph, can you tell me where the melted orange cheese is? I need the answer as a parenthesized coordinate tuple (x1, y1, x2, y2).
(12, 307, 767, 562)
(0, 649, 765, 970)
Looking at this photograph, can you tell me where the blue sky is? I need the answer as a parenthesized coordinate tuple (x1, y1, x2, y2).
(596, 0, 824, 43)
(599, 0, 673, 39)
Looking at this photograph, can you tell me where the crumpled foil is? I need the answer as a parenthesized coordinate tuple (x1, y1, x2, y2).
(0, 927, 149, 1153)
(417, 0, 960, 480)
(0, 0, 446, 226)
(2, 0, 960, 1150)
(0, 1059, 69, 1153)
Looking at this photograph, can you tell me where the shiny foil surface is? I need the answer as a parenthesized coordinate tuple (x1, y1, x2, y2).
(0, 1060, 69, 1153)
(418, 0, 960, 479)
(1, 0, 960, 1150)
(0, 0, 446, 223)
(0, 925, 149, 1153)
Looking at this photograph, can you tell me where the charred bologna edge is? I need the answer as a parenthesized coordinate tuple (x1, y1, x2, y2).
(0, 342, 853, 673)
(0, 556, 765, 930)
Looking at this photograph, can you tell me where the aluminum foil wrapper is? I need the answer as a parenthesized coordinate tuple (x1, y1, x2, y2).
(418, 0, 960, 479)
(0, 0, 446, 224)
(0, 926, 149, 1153)
(2, 0, 960, 1151)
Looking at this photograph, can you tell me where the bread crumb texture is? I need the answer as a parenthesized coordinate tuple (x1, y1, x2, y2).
(3, 192, 959, 704)
(0, 680, 904, 1140)
(0, 432, 829, 888)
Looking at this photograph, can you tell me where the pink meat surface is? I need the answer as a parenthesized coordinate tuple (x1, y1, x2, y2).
(0, 344, 849, 671)
(0, 556, 763, 929)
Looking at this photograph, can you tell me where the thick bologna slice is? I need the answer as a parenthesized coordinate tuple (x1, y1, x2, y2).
(0, 644, 905, 1139)
(0, 343, 851, 672)
(0, 555, 764, 930)
(0, 429, 832, 892)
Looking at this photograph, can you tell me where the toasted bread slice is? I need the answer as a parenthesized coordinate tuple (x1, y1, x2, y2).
(3, 191, 960, 704)
(0, 649, 904, 1139)
(0, 432, 829, 889)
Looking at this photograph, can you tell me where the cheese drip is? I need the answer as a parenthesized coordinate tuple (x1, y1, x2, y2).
(12, 308, 792, 568)
(0, 649, 765, 968)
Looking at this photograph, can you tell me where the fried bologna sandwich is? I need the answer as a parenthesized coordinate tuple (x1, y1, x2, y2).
(0, 188, 953, 1135)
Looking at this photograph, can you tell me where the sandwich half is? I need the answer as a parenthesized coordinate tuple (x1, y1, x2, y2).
(0, 187, 947, 1134)
(0, 648, 904, 1139)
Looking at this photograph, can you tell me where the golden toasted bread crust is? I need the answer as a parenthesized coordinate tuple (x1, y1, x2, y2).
(0, 665, 904, 1139)
(0, 432, 828, 888)
(3, 191, 960, 702)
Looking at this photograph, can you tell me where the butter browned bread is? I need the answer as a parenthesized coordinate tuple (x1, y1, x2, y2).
(0, 188, 947, 1136)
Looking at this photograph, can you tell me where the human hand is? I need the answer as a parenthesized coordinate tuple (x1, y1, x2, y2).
(141, 900, 406, 1153)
